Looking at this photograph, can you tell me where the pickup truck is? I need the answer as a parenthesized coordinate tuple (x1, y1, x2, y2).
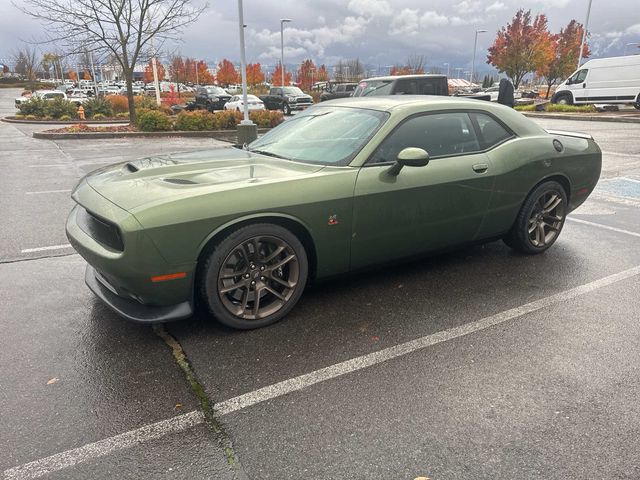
(194, 85, 232, 111)
(320, 83, 357, 102)
(259, 87, 313, 115)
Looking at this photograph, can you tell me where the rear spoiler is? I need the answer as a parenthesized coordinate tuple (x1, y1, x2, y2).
(546, 129, 593, 140)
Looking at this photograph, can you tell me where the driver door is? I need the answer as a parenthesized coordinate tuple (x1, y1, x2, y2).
(351, 111, 496, 270)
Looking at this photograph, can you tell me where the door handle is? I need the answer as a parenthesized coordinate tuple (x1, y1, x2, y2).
(582, 83, 586, 88)
(472, 163, 488, 173)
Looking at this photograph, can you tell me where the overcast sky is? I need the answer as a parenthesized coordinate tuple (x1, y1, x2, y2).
(1, 0, 639, 74)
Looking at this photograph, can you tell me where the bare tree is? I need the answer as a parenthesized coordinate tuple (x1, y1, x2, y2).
(14, 45, 39, 84)
(406, 54, 426, 74)
(17, 0, 206, 122)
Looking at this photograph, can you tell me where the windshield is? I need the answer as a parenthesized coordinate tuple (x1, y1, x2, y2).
(206, 87, 226, 95)
(352, 80, 394, 97)
(246, 106, 388, 166)
(282, 87, 304, 95)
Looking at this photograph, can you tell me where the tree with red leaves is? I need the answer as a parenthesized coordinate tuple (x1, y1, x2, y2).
(216, 59, 239, 87)
(144, 58, 165, 83)
(196, 60, 215, 84)
(246, 63, 265, 87)
(487, 9, 554, 88)
(316, 64, 329, 82)
(537, 20, 590, 98)
(271, 62, 292, 86)
(296, 59, 317, 91)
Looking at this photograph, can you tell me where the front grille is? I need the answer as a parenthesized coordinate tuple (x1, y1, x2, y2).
(77, 207, 124, 252)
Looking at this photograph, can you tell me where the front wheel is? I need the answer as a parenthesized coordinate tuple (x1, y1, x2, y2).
(199, 224, 308, 329)
(503, 181, 567, 254)
(554, 93, 573, 105)
(283, 103, 292, 115)
(634, 95, 640, 110)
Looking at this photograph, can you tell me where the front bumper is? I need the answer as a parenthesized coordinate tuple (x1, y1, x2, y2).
(85, 265, 193, 323)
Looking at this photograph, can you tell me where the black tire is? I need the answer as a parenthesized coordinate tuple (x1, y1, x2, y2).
(634, 94, 640, 110)
(199, 223, 308, 330)
(503, 180, 568, 254)
(283, 103, 292, 115)
(554, 93, 573, 105)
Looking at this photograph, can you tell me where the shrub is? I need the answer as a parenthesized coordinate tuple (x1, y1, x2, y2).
(59, 115, 72, 121)
(14, 114, 25, 119)
(514, 104, 536, 112)
(174, 110, 216, 131)
(249, 110, 285, 128)
(18, 97, 47, 117)
(136, 110, 172, 131)
(106, 95, 129, 114)
(84, 97, 114, 118)
(215, 110, 242, 129)
(544, 103, 597, 113)
(25, 114, 37, 120)
(116, 112, 130, 119)
(134, 95, 159, 110)
(93, 113, 106, 120)
(44, 97, 78, 119)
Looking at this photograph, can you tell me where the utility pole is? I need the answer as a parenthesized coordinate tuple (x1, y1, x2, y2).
(577, 0, 593, 68)
(280, 18, 292, 86)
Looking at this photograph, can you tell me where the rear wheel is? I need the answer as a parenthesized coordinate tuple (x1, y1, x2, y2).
(200, 224, 308, 329)
(503, 181, 567, 254)
(634, 94, 640, 110)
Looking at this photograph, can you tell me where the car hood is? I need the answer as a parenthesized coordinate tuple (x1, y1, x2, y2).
(83, 147, 325, 212)
(288, 94, 312, 101)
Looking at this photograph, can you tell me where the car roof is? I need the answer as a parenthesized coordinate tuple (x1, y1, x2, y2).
(317, 95, 546, 136)
(360, 74, 447, 82)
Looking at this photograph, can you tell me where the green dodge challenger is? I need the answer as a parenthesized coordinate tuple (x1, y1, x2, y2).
(66, 96, 602, 329)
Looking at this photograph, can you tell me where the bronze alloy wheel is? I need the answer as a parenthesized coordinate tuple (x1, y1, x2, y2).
(217, 235, 300, 320)
(527, 191, 565, 247)
(503, 180, 568, 254)
(200, 223, 308, 329)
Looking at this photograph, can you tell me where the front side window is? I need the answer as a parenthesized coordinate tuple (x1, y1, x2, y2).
(370, 112, 481, 164)
(247, 106, 388, 166)
(568, 69, 588, 84)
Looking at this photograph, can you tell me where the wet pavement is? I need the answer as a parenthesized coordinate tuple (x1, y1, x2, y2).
(1, 88, 639, 479)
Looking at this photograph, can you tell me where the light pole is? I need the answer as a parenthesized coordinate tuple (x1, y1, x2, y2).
(443, 62, 450, 77)
(235, 0, 256, 144)
(471, 29, 487, 86)
(577, 0, 592, 68)
(455, 67, 463, 79)
(280, 18, 292, 87)
(624, 42, 639, 55)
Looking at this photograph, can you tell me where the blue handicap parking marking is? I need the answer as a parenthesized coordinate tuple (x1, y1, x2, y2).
(596, 177, 640, 199)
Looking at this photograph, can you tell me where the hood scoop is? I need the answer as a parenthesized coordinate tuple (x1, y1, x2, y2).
(163, 178, 198, 185)
(125, 162, 139, 172)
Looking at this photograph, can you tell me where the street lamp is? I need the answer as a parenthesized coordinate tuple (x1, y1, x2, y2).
(280, 18, 292, 87)
(470, 29, 487, 86)
(455, 67, 463, 79)
(577, 0, 593, 68)
(237, 0, 256, 143)
(624, 42, 639, 55)
(443, 62, 450, 77)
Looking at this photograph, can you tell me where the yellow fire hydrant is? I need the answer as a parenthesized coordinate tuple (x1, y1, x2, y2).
(78, 105, 85, 121)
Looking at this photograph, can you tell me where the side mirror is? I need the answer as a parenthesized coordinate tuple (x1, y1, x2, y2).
(387, 147, 430, 176)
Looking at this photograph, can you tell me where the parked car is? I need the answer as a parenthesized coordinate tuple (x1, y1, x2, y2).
(259, 86, 313, 114)
(320, 83, 358, 101)
(224, 94, 265, 112)
(551, 55, 640, 109)
(15, 90, 67, 108)
(194, 85, 232, 111)
(66, 90, 89, 106)
(66, 97, 601, 330)
(352, 74, 449, 97)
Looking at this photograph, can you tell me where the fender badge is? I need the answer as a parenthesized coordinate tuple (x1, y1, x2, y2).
(328, 214, 339, 226)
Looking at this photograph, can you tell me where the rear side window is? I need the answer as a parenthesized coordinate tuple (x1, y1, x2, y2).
(394, 78, 448, 96)
(469, 113, 513, 149)
(370, 112, 481, 163)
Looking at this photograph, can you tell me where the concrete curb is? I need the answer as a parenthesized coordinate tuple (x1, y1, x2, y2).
(522, 112, 640, 124)
(32, 128, 271, 142)
(2, 116, 129, 125)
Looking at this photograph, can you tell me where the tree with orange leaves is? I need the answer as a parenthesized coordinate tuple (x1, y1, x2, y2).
(196, 60, 215, 84)
(68, 70, 78, 81)
(82, 70, 92, 80)
(144, 58, 165, 83)
(487, 9, 554, 88)
(316, 64, 329, 82)
(271, 62, 292, 86)
(216, 59, 239, 86)
(537, 20, 589, 98)
(296, 59, 316, 91)
(246, 63, 265, 87)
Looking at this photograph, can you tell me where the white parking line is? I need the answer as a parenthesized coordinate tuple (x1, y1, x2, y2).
(568, 218, 640, 238)
(25, 189, 72, 195)
(3, 264, 639, 479)
(2, 411, 205, 480)
(20, 244, 72, 253)
(27, 165, 68, 168)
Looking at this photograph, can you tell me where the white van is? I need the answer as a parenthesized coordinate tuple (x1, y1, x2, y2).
(551, 55, 640, 109)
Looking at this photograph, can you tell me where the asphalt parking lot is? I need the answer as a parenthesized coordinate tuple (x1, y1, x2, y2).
(1, 88, 640, 480)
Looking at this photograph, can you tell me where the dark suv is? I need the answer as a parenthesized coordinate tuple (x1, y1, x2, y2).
(320, 83, 358, 101)
(194, 86, 232, 111)
(352, 75, 449, 97)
